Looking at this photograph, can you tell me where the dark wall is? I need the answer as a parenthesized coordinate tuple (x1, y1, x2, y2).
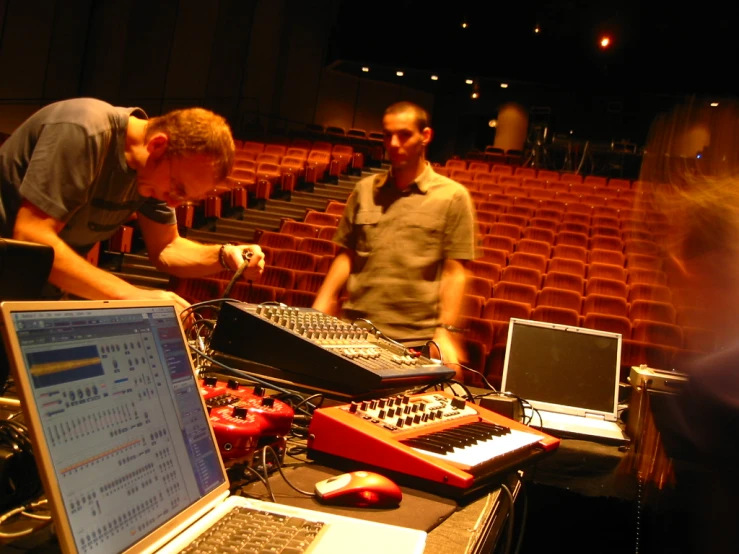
(0, 0, 337, 136)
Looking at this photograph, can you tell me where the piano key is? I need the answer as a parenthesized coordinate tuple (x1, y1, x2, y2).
(405, 423, 542, 470)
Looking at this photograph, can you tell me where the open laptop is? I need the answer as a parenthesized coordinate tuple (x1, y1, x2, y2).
(0, 300, 426, 554)
(500, 318, 628, 445)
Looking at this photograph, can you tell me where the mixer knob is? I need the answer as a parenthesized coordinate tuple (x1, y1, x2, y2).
(348, 402, 358, 414)
(203, 376, 218, 387)
(413, 414, 421, 424)
(227, 379, 239, 390)
(253, 385, 265, 397)
(360, 401, 368, 411)
(261, 397, 275, 408)
(405, 416, 413, 426)
(232, 406, 247, 419)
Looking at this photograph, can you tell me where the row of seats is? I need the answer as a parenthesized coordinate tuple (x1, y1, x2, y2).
(439, 160, 637, 189)
(170, 276, 319, 310)
(459, 297, 711, 351)
(464, 182, 640, 205)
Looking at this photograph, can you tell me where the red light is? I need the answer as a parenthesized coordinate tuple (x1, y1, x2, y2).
(599, 36, 611, 49)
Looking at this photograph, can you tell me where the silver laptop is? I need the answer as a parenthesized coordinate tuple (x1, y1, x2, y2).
(500, 318, 628, 444)
(0, 300, 426, 554)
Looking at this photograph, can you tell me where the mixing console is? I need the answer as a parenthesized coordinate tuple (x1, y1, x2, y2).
(209, 302, 455, 394)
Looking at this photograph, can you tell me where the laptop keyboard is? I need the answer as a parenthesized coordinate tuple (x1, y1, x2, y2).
(180, 506, 324, 554)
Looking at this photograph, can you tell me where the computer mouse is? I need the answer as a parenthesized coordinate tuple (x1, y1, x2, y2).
(314, 471, 403, 508)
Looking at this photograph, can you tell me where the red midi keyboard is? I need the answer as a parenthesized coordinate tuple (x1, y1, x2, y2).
(307, 391, 560, 499)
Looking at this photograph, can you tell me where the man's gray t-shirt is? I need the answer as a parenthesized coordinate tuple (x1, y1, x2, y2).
(333, 163, 478, 342)
(0, 97, 175, 255)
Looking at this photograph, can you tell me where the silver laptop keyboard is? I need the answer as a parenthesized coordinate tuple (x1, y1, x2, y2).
(180, 507, 324, 554)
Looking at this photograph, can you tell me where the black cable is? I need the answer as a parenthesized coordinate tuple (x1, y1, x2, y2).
(222, 251, 253, 298)
(260, 448, 276, 502)
(263, 445, 315, 497)
(453, 362, 497, 392)
(0, 420, 42, 508)
(242, 466, 276, 503)
(512, 481, 528, 554)
(187, 347, 317, 416)
(291, 394, 324, 415)
(445, 379, 475, 402)
(499, 483, 515, 554)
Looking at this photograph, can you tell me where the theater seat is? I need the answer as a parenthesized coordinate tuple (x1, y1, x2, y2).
(532, 306, 580, 326)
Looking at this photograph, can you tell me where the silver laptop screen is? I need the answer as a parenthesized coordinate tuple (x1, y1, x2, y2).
(10, 305, 224, 554)
(502, 319, 621, 414)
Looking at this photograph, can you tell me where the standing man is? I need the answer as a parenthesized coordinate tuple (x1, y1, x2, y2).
(0, 98, 264, 317)
(313, 101, 477, 379)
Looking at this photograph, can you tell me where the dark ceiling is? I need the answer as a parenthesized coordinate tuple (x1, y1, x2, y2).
(329, 0, 738, 97)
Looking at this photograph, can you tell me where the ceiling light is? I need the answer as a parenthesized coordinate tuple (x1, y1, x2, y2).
(465, 79, 473, 85)
(396, 71, 404, 77)
(461, 22, 468, 29)
(500, 83, 509, 89)
(599, 36, 611, 49)
(489, 119, 497, 128)
(534, 25, 540, 34)
(361, 67, 369, 73)
(471, 92, 479, 99)
(710, 102, 719, 107)
(430, 75, 439, 81)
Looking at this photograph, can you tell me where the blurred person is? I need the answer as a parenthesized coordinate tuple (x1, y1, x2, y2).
(637, 97, 739, 553)
(0, 98, 264, 318)
(312, 101, 477, 380)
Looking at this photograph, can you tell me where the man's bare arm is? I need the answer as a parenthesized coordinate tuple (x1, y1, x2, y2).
(312, 249, 353, 315)
(12, 201, 193, 316)
(431, 258, 468, 380)
(137, 215, 264, 279)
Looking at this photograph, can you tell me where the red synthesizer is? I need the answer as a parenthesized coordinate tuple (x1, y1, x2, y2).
(307, 390, 560, 498)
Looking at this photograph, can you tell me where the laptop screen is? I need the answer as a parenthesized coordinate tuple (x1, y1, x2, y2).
(501, 318, 621, 416)
(6, 304, 224, 554)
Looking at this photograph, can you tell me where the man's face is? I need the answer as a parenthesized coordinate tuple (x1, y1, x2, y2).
(137, 154, 219, 207)
(382, 111, 429, 170)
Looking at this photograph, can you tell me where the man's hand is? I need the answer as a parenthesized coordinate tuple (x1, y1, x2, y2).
(222, 244, 265, 280)
(134, 289, 194, 327)
(431, 327, 465, 381)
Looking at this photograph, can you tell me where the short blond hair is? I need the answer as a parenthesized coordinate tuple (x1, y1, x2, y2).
(146, 108, 235, 182)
